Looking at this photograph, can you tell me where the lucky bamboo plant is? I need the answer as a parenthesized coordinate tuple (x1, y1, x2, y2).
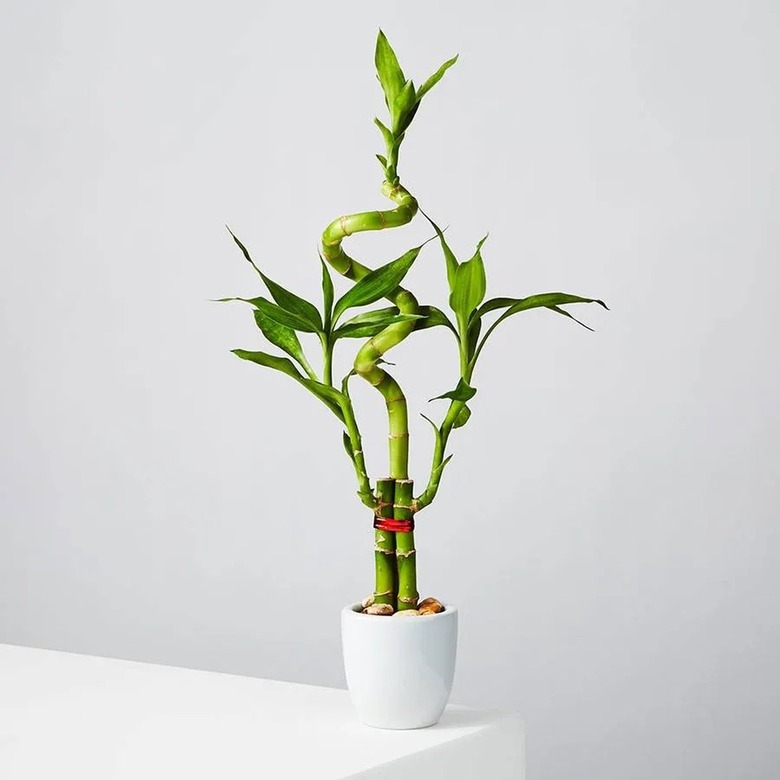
(220, 31, 606, 615)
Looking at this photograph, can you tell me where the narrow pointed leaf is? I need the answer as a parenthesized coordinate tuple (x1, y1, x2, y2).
(342, 431, 356, 464)
(375, 30, 405, 104)
(212, 296, 264, 307)
(548, 305, 595, 331)
(332, 245, 421, 323)
(391, 80, 417, 133)
(420, 209, 458, 290)
(338, 306, 398, 325)
(420, 413, 443, 451)
(434, 454, 453, 477)
(430, 377, 477, 403)
(232, 350, 343, 421)
(472, 292, 608, 366)
(256, 297, 320, 333)
(375, 154, 388, 171)
(258, 274, 322, 332)
(396, 100, 420, 136)
(300, 378, 346, 421)
(341, 369, 357, 396)
(415, 305, 458, 335)
(226, 227, 262, 274)
(480, 293, 608, 319)
(471, 234, 489, 259)
(231, 349, 303, 381)
(320, 256, 334, 330)
(253, 309, 311, 371)
(466, 316, 482, 359)
(476, 297, 519, 317)
(453, 404, 471, 428)
(227, 227, 322, 331)
(374, 117, 394, 150)
(417, 55, 458, 101)
(334, 310, 423, 339)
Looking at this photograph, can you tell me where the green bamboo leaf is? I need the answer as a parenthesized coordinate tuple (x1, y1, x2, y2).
(231, 349, 303, 380)
(476, 297, 518, 317)
(415, 305, 458, 335)
(548, 305, 595, 332)
(466, 316, 482, 359)
(231, 351, 343, 421)
(429, 377, 477, 403)
(375, 154, 388, 172)
(320, 256, 334, 331)
(479, 293, 607, 319)
(449, 250, 486, 321)
(212, 296, 264, 307)
(453, 404, 471, 428)
(375, 30, 406, 106)
(341, 369, 356, 395)
(227, 227, 322, 331)
(252, 309, 312, 372)
(339, 306, 398, 325)
(332, 245, 421, 323)
(396, 101, 420, 136)
(434, 453, 453, 478)
(420, 210, 458, 290)
(374, 118, 394, 150)
(300, 378, 347, 421)
(342, 431, 356, 464)
(334, 308, 423, 339)
(472, 292, 608, 366)
(392, 80, 417, 134)
(258, 275, 322, 332)
(416, 55, 458, 101)
(256, 298, 320, 333)
(421, 413, 443, 451)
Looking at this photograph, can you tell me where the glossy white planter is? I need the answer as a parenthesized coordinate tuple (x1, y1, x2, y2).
(341, 603, 458, 729)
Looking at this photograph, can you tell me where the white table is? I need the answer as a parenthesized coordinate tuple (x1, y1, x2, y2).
(0, 643, 524, 779)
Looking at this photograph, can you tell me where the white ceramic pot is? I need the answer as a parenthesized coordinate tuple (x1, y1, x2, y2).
(341, 603, 458, 729)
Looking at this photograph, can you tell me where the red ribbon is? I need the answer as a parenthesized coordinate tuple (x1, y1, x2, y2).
(373, 515, 415, 533)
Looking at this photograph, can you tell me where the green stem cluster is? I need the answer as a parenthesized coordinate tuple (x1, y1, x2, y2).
(322, 182, 421, 610)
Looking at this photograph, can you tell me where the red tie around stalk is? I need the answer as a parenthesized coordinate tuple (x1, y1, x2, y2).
(373, 515, 415, 533)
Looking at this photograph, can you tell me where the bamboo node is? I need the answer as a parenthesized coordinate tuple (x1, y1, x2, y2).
(398, 596, 419, 605)
(339, 215, 352, 236)
(374, 546, 395, 555)
(396, 548, 416, 558)
(388, 432, 409, 439)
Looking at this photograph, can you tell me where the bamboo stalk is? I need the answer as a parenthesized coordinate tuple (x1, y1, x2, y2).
(415, 399, 463, 512)
(340, 374, 375, 509)
(394, 479, 418, 611)
(374, 477, 397, 606)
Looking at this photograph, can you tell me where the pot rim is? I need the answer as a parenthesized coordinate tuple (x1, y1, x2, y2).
(343, 603, 457, 619)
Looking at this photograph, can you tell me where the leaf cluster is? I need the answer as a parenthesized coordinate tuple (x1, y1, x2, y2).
(420, 211, 608, 437)
(373, 30, 457, 183)
(218, 228, 431, 417)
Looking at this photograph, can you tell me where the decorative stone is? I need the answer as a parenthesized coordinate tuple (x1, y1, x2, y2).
(364, 603, 394, 616)
(393, 609, 421, 617)
(361, 594, 375, 608)
(417, 597, 444, 615)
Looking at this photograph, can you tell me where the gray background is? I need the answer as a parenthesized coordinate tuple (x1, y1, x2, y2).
(2, 1, 778, 778)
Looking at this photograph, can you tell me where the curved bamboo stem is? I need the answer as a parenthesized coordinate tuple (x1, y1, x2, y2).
(321, 181, 419, 482)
